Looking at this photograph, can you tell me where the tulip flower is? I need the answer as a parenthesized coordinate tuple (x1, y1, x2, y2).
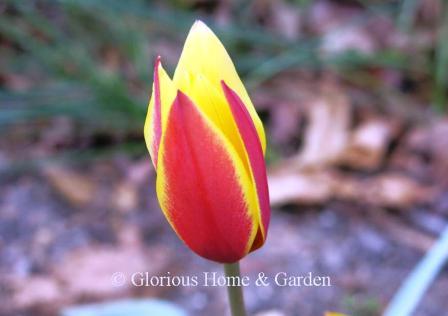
(144, 20, 270, 265)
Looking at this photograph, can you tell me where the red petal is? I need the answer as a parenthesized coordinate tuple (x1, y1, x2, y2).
(222, 81, 270, 250)
(152, 56, 162, 167)
(157, 91, 254, 263)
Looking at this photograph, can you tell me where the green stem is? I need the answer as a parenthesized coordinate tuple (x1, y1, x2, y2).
(224, 262, 247, 316)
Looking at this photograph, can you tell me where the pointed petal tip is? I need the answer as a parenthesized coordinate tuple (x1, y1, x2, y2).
(192, 19, 206, 27)
(175, 89, 186, 102)
(153, 57, 162, 80)
(171, 90, 194, 113)
(220, 80, 229, 91)
(191, 19, 212, 34)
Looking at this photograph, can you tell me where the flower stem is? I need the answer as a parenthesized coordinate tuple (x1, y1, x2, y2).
(223, 262, 247, 316)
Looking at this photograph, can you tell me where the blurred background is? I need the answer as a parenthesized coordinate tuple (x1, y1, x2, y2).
(1, 0, 448, 315)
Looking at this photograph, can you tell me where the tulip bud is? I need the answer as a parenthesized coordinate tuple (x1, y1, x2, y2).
(144, 21, 270, 263)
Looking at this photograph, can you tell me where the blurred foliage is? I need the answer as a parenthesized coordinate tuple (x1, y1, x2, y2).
(433, 0, 448, 112)
(0, 0, 445, 150)
(343, 296, 381, 316)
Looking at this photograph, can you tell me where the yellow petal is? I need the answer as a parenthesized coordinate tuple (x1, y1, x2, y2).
(173, 20, 266, 153)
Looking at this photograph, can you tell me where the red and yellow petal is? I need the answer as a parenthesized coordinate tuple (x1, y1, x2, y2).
(144, 57, 177, 168)
(222, 81, 270, 250)
(173, 20, 266, 153)
(178, 72, 253, 175)
(156, 91, 259, 263)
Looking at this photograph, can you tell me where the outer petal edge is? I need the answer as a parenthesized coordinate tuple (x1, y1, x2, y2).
(222, 81, 270, 251)
(144, 57, 177, 168)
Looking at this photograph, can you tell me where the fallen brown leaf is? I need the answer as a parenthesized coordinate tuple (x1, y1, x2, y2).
(269, 168, 432, 208)
(111, 181, 138, 213)
(12, 276, 62, 309)
(44, 166, 97, 206)
(269, 169, 334, 205)
(407, 118, 448, 173)
(341, 118, 399, 170)
(53, 246, 147, 298)
(361, 174, 430, 208)
(296, 84, 350, 168)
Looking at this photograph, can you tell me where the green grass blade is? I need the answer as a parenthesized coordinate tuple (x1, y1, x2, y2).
(433, 1, 448, 112)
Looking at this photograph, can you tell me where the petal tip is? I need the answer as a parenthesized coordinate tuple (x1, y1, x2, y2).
(175, 89, 186, 102)
(154, 55, 161, 71)
(172, 90, 193, 113)
(191, 19, 212, 34)
(220, 80, 229, 91)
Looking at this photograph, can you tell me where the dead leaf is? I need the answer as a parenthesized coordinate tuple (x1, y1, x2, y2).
(12, 276, 62, 309)
(44, 166, 97, 206)
(362, 174, 430, 208)
(407, 119, 448, 164)
(341, 119, 398, 170)
(111, 159, 153, 213)
(53, 245, 167, 299)
(111, 181, 138, 213)
(297, 84, 350, 168)
(269, 168, 432, 208)
(7, 243, 171, 311)
(269, 169, 334, 205)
